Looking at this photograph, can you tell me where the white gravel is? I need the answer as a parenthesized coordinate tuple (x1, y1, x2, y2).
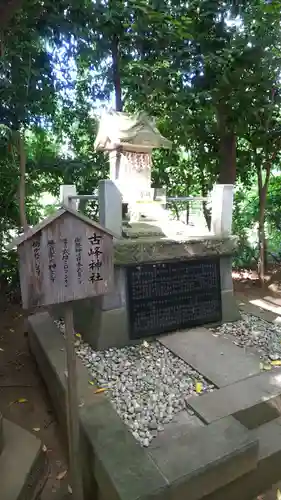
(54, 319, 213, 447)
(75, 339, 214, 446)
(55, 311, 281, 447)
(210, 312, 281, 361)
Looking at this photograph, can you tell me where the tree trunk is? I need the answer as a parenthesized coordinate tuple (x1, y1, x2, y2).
(16, 131, 28, 232)
(200, 170, 211, 230)
(256, 161, 270, 285)
(112, 34, 122, 112)
(216, 103, 236, 184)
(186, 201, 190, 225)
(0, 0, 23, 29)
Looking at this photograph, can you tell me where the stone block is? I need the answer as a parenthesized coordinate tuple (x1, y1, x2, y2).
(188, 370, 281, 428)
(221, 289, 241, 322)
(81, 401, 168, 500)
(149, 410, 205, 450)
(28, 312, 168, 500)
(28, 313, 100, 499)
(148, 417, 258, 500)
(29, 311, 281, 500)
(159, 327, 260, 387)
(90, 307, 131, 350)
(114, 237, 237, 266)
(99, 179, 122, 237)
(203, 417, 281, 500)
(219, 255, 233, 291)
(0, 419, 46, 500)
(211, 184, 234, 237)
(101, 267, 126, 311)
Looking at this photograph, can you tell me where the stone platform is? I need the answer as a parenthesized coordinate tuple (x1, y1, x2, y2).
(0, 417, 47, 500)
(28, 311, 281, 500)
(67, 234, 240, 351)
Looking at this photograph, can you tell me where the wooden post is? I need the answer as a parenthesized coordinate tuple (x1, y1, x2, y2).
(10, 201, 115, 500)
(63, 190, 83, 499)
(64, 305, 84, 500)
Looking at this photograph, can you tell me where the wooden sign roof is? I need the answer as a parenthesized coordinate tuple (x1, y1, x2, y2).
(9, 205, 118, 250)
(12, 206, 115, 308)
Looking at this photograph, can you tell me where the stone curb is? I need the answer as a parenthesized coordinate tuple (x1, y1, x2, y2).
(28, 312, 168, 500)
(27, 311, 265, 500)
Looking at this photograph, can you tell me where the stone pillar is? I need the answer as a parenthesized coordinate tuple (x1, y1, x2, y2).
(59, 184, 77, 210)
(98, 180, 122, 237)
(211, 184, 234, 237)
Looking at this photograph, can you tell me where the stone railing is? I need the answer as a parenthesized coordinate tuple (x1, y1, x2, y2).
(61, 182, 234, 240)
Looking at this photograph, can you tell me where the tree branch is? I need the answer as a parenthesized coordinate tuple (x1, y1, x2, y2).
(0, 0, 24, 29)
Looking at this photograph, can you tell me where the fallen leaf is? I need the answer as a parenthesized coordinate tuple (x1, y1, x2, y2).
(56, 470, 67, 481)
(75, 333, 81, 338)
(42, 444, 47, 452)
(260, 362, 272, 371)
(17, 398, 28, 403)
(143, 340, 149, 348)
(9, 329, 14, 333)
(33, 427, 40, 432)
(78, 401, 85, 408)
(271, 360, 281, 366)
(88, 381, 95, 386)
(95, 388, 108, 394)
(68, 485, 73, 494)
(276, 488, 281, 500)
(195, 382, 202, 394)
(0, 348, 4, 352)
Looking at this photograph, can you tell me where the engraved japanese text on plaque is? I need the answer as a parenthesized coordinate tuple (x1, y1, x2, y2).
(126, 258, 222, 339)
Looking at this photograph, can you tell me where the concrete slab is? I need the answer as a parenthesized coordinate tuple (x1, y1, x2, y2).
(203, 417, 281, 500)
(188, 369, 281, 428)
(148, 417, 258, 500)
(0, 419, 46, 500)
(159, 327, 260, 387)
(237, 292, 281, 325)
(149, 410, 205, 450)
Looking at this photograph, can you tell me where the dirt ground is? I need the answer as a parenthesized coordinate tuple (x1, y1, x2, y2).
(0, 271, 281, 500)
(0, 302, 69, 499)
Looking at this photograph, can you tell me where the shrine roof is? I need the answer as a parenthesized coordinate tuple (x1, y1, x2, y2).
(94, 111, 172, 151)
(8, 205, 118, 249)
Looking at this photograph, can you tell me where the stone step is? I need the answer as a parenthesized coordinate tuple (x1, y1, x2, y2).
(159, 327, 260, 387)
(0, 419, 47, 500)
(203, 416, 281, 500)
(149, 410, 205, 450)
(148, 416, 258, 500)
(188, 369, 281, 429)
(0, 412, 3, 455)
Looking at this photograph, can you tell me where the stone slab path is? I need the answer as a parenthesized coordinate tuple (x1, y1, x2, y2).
(188, 369, 281, 428)
(148, 416, 258, 500)
(159, 327, 261, 387)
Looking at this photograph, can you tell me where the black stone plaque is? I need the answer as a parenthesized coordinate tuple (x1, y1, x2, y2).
(126, 258, 222, 339)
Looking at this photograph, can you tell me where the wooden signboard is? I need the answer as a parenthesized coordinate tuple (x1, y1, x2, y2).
(10, 206, 116, 500)
(12, 206, 114, 309)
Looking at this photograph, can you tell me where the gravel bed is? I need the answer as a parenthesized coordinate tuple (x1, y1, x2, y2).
(54, 320, 214, 447)
(210, 312, 281, 362)
(55, 310, 281, 447)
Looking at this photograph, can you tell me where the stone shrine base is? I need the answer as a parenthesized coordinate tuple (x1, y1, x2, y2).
(29, 311, 281, 500)
(69, 235, 240, 351)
